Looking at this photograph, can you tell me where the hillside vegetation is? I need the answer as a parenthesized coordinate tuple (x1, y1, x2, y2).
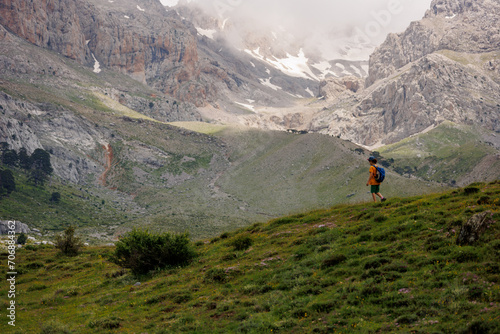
(1, 181, 499, 333)
(378, 122, 500, 186)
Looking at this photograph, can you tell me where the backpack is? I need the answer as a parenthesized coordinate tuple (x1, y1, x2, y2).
(375, 166, 385, 183)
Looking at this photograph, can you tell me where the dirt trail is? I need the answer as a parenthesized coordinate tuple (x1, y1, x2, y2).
(99, 144, 114, 187)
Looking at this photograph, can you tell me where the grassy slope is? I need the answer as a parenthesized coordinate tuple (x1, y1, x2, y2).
(0, 169, 135, 242)
(1, 182, 499, 333)
(378, 122, 500, 185)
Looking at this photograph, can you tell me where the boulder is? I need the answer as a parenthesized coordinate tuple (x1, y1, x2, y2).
(0, 221, 31, 234)
(456, 211, 493, 246)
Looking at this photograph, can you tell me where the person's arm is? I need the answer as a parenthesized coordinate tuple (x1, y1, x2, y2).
(366, 167, 372, 186)
(367, 166, 374, 186)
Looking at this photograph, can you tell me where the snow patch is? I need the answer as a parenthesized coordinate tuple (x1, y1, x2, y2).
(124, 15, 130, 19)
(311, 61, 341, 79)
(350, 65, 362, 77)
(250, 61, 256, 68)
(305, 87, 315, 97)
(86, 40, 90, 45)
(137, 5, 145, 12)
(92, 54, 101, 74)
(259, 78, 282, 91)
(196, 27, 217, 39)
(221, 18, 229, 30)
(335, 63, 345, 70)
(445, 13, 456, 19)
(235, 102, 255, 111)
(245, 48, 319, 81)
(246, 99, 255, 104)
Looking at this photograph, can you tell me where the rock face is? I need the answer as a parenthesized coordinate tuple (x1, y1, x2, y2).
(318, 76, 364, 101)
(365, 0, 500, 87)
(456, 211, 493, 245)
(309, 0, 500, 147)
(0, 0, 214, 106)
(0, 0, 91, 64)
(0, 221, 31, 234)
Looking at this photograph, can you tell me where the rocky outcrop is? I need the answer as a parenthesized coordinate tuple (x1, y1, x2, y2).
(365, 0, 500, 87)
(310, 50, 500, 146)
(318, 76, 363, 101)
(309, 0, 500, 147)
(0, 0, 91, 63)
(456, 211, 493, 245)
(0, 0, 212, 105)
(0, 221, 30, 234)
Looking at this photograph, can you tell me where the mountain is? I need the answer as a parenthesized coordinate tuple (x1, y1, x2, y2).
(0, 0, 442, 240)
(309, 0, 500, 147)
(3, 181, 499, 332)
(0, 0, 498, 240)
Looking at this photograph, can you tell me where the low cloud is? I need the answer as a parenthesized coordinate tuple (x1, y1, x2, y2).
(162, 0, 432, 59)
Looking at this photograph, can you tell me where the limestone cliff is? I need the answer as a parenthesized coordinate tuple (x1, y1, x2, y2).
(0, 0, 213, 106)
(310, 0, 500, 147)
(365, 0, 500, 87)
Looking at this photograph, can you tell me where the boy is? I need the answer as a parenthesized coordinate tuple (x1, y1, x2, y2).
(366, 156, 386, 202)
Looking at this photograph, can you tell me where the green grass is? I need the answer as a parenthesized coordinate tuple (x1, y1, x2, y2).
(379, 122, 500, 185)
(2, 181, 499, 333)
(0, 168, 131, 242)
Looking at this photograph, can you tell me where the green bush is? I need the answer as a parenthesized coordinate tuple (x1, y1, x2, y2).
(110, 229, 195, 276)
(464, 187, 480, 195)
(54, 226, 84, 256)
(231, 235, 253, 251)
(17, 232, 27, 245)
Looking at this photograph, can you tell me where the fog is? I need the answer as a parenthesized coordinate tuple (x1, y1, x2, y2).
(160, 0, 432, 59)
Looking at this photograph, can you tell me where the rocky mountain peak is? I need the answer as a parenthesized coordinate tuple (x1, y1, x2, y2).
(365, 0, 500, 88)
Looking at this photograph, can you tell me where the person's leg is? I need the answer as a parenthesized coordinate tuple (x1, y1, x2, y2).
(372, 193, 377, 202)
(376, 192, 387, 202)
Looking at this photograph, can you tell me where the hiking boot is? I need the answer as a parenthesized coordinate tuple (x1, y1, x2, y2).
(381, 198, 387, 202)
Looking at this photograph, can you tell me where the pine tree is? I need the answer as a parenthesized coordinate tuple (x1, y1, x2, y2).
(0, 169, 16, 194)
(18, 147, 31, 170)
(2, 149, 18, 167)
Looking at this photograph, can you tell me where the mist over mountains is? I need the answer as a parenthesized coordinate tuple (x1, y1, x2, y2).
(163, 0, 431, 60)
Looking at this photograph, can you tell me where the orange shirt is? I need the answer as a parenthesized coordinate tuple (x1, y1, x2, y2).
(368, 165, 380, 185)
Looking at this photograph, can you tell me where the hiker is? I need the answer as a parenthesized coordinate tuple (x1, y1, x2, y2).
(366, 156, 386, 202)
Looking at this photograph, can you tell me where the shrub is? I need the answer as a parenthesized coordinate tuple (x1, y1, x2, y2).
(110, 229, 195, 276)
(54, 226, 84, 256)
(477, 196, 491, 205)
(50, 192, 61, 203)
(231, 235, 253, 251)
(17, 232, 27, 245)
(464, 187, 480, 195)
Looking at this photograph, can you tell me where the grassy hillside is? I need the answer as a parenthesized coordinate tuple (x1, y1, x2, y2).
(0, 168, 136, 242)
(1, 181, 499, 333)
(378, 122, 500, 186)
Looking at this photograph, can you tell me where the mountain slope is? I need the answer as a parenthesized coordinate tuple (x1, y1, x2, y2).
(0, 15, 443, 241)
(2, 182, 499, 333)
(378, 121, 500, 186)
